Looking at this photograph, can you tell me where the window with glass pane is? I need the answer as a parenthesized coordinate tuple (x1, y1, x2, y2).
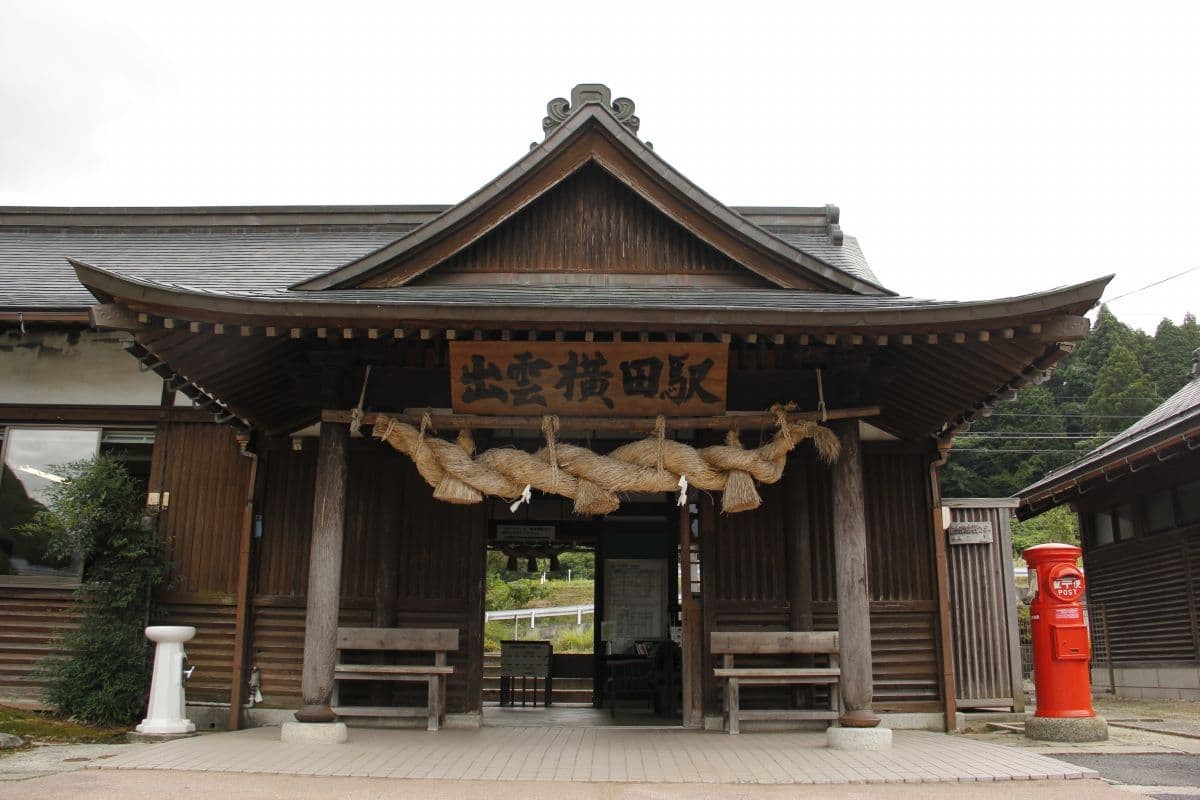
(1, 428, 100, 580)
(1115, 503, 1135, 541)
(1092, 510, 1114, 546)
(1180, 479, 1200, 526)
(1146, 489, 1176, 532)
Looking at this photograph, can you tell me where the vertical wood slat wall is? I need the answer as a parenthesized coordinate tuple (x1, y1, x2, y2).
(151, 422, 251, 703)
(702, 446, 944, 717)
(943, 503, 1023, 709)
(250, 441, 486, 714)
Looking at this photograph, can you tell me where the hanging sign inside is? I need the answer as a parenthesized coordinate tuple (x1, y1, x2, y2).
(449, 341, 728, 417)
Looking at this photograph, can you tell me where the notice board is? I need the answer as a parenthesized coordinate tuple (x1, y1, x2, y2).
(603, 558, 668, 654)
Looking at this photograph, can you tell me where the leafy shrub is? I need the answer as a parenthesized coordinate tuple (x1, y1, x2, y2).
(485, 574, 552, 611)
(550, 625, 594, 654)
(19, 456, 168, 725)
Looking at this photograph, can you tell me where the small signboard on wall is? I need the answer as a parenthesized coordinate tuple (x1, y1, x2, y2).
(496, 524, 556, 544)
(948, 521, 994, 545)
(449, 341, 728, 417)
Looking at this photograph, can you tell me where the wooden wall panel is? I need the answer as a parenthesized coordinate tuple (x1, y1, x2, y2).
(250, 601, 372, 709)
(150, 423, 250, 596)
(1085, 526, 1199, 663)
(711, 481, 788, 604)
(0, 586, 79, 704)
(945, 504, 1023, 708)
(863, 451, 935, 603)
(249, 447, 486, 714)
(701, 445, 943, 716)
(157, 599, 237, 704)
(256, 445, 317, 597)
(413, 163, 772, 285)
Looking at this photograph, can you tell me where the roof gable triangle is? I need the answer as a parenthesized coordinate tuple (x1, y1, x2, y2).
(294, 97, 887, 294)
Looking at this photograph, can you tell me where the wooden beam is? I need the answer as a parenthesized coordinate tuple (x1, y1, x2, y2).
(323, 406, 879, 432)
(88, 304, 140, 331)
(1034, 315, 1088, 342)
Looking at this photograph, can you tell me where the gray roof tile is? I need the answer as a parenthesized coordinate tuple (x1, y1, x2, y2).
(0, 220, 881, 310)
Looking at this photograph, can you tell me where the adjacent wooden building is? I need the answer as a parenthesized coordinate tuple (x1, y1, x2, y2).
(1018, 352, 1200, 701)
(1, 84, 1108, 730)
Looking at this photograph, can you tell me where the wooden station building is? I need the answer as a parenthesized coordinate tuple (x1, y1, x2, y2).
(0, 84, 1108, 732)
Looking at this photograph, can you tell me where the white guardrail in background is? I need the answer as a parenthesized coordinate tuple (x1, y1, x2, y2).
(488, 570, 1029, 630)
(486, 603, 594, 628)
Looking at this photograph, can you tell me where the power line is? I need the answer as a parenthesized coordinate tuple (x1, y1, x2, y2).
(1104, 266, 1200, 304)
(950, 449, 1089, 454)
(988, 413, 1145, 419)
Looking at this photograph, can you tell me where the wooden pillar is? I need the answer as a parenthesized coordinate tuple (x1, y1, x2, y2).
(831, 421, 880, 727)
(227, 437, 261, 731)
(929, 457, 959, 730)
(678, 499, 702, 728)
(295, 421, 348, 723)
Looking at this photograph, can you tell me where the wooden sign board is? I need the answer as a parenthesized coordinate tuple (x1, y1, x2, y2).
(947, 521, 994, 545)
(496, 524, 556, 544)
(449, 341, 728, 417)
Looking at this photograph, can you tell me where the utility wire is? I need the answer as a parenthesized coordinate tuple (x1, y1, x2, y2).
(1104, 268, 1200, 307)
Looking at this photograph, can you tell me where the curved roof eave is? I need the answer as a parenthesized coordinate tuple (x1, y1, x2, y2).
(72, 258, 1110, 331)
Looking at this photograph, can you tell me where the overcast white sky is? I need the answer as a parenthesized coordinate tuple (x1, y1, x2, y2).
(1, 1, 1197, 331)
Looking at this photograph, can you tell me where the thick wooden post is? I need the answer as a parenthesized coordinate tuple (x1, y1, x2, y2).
(831, 421, 880, 727)
(295, 421, 348, 723)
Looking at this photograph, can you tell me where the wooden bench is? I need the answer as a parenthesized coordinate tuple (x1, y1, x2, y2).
(331, 627, 458, 731)
(711, 631, 840, 735)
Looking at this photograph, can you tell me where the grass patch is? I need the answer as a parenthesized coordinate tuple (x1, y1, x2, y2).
(0, 705, 128, 744)
(526, 579, 594, 608)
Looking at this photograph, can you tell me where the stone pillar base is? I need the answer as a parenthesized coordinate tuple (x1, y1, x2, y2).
(1025, 715, 1108, 742)
(281, 721, 348, 744)
(826, 726, 893, 751)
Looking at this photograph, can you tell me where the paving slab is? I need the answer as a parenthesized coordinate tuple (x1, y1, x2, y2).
(87, 725, 1095, 785)
(0, 770, 1139, 800)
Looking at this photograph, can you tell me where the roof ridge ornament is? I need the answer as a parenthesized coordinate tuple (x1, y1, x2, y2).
(543, 83, 640, 137)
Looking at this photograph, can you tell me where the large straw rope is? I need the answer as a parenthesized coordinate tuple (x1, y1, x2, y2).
(372, 404, 840, 516)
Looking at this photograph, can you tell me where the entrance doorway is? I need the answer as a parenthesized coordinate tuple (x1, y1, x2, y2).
(481, 494, 683, 727)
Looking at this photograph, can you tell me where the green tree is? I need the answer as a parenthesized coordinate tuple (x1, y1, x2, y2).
(945, 386, 1076, 497)
(1144, 314, 1200, 398)
(1011, 505, 1079, 560)
(1084, 343, 1160, 434)
(1050, 306, 1137, 406)
(18, 456, 168, 725)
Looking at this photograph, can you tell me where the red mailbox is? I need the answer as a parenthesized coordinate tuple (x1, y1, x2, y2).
(1023, 543, 1096, 719)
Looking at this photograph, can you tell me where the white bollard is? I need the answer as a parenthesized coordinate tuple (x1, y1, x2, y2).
(136, 625, 197, 735)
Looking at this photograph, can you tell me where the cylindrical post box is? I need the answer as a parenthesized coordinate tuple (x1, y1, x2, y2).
(1022, 542, 1106, 741)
